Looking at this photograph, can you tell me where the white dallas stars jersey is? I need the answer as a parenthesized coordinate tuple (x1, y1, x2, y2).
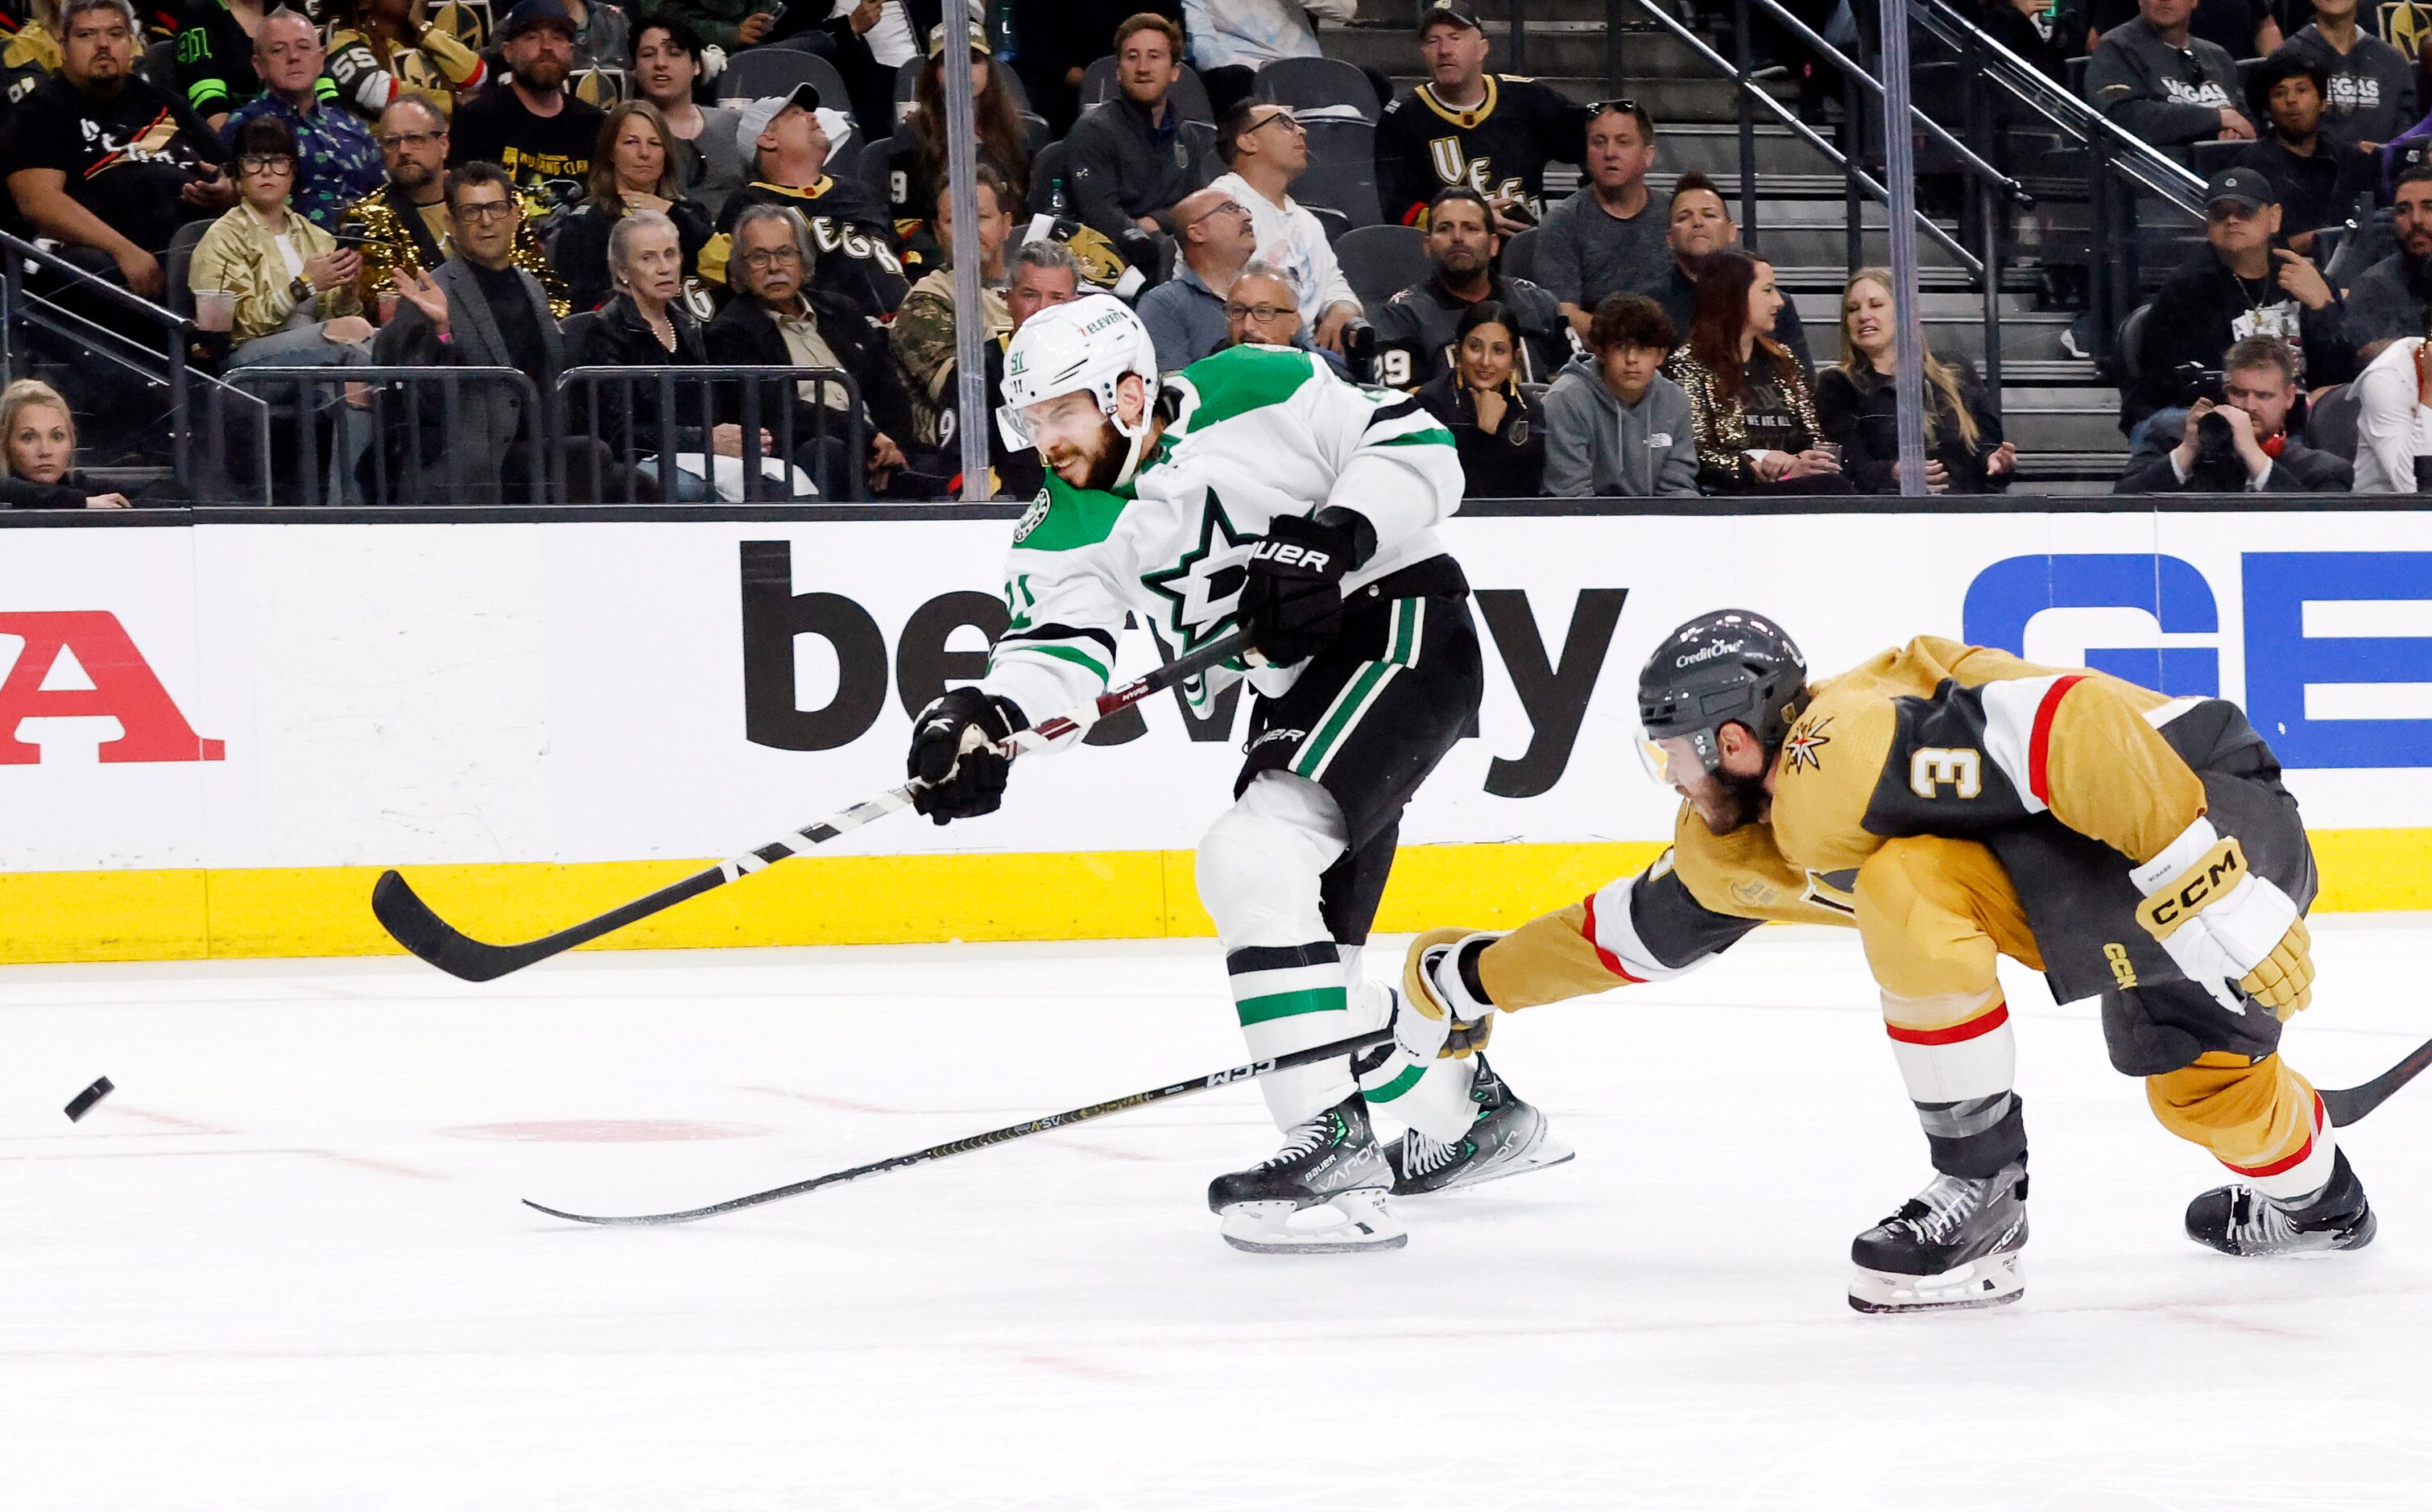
(976, 343, 1462, 724)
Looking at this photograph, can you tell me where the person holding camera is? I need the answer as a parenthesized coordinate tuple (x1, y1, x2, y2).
(2114, 335, 2351, 492)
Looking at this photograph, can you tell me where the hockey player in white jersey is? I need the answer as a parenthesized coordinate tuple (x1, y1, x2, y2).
(902, 294, 1570, 1253)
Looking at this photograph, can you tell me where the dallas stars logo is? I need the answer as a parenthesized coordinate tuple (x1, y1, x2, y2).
(1142, 489, 1257, 654)
(1782, 714, 1833, 774)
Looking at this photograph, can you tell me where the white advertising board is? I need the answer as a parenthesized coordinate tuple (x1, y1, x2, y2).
(0, 506, 2426, 875)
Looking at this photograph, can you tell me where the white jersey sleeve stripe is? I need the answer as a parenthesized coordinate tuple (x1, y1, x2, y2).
(1974, 674, 2070, 817)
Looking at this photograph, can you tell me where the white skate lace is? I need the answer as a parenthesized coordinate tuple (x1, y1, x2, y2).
(1255, 1109, 1339, 1170)
(1888, 1175, 1983, 1243)
(1401, 1129, 1466, 1177)
(2223, 1187, 2302, 1250)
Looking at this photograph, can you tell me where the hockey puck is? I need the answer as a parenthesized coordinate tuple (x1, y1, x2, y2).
(64, 1076, 114, 1122)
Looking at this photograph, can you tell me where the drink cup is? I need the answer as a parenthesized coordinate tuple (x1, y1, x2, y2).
(193, 288, 236, 334)
(377, 290, 399, 324)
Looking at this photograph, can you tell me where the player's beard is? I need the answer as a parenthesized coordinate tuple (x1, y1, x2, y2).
(1049, 417, 1130, 493)
(1693, 769, 1769, 835)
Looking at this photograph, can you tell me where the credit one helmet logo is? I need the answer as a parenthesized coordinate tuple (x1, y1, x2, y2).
(0, 611, 225, 763)
(1961, 552, 2432, 770)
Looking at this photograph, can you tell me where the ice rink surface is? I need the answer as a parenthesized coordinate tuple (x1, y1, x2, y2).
(5, 918, 2430, 1510)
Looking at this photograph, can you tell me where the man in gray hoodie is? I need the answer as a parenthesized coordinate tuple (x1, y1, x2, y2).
(1541, 294, 1701, 497)
(2085, 0, 2256, 146)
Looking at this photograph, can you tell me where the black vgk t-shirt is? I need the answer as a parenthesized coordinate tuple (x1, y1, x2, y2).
(447, 86, 606, 199)
(0, 73, 225, 253)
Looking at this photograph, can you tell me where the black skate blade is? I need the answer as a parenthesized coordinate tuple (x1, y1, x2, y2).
(1847, 1288, 2025, 1316)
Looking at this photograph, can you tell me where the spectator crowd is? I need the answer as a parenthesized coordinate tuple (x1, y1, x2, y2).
(6, 0, 2432, 502)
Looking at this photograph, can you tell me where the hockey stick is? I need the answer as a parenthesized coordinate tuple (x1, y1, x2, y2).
(2322, 1032, 2432, 1127)
(371, 622, 1264, 983)
(523, 1026, 1396, 1225)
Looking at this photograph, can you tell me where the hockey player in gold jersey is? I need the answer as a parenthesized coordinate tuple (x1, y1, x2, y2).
(1394, 609, 2374, 1312)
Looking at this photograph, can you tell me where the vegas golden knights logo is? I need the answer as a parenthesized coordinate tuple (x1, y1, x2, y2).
(2379, 1, 2426, 57)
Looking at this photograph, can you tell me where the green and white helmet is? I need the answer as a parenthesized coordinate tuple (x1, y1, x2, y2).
(995, 292, 1161, 451)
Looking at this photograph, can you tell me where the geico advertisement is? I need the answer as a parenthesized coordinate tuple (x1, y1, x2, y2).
(0, 510, 2424, 873)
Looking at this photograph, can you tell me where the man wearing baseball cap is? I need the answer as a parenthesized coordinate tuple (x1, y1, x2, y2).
(448, 0, 606, 192)
(701, 80, 907, 320)
(1375, 0, 1589, 232)
(2118, 165, 2352, 452)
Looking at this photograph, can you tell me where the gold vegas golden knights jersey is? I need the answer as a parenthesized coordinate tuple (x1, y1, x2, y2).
(1456, 637, 2327, 1182)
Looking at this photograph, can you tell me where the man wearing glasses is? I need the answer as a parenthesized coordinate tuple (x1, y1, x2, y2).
(1222, 262, 1348, 377)
(2086, 0, 2255, 145)
(1136, 183, 1258, 370)
(1374, 0, 1588, 233)
(220, 9, 384, 230)
(1205, 100, 1363, 354)
(337, 94, 569, 316)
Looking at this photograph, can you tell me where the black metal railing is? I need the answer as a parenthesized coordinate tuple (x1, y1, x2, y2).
(0, 229, 262, 493)
(227, 364, 546, 506)
(558, 365, 867, 504)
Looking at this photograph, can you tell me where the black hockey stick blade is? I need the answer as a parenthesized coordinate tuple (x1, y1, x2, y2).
(2321, 1031, 2432, 1127)
(371, 864, 725, 982)
(523, 1027, 1398, 1226)
(372, 624, 1270, 984)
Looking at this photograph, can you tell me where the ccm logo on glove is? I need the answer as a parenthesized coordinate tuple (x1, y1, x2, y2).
(2136, 837, 2247, 938)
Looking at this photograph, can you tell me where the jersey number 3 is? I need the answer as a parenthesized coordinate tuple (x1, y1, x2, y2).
(1909, 746, 1983, 799)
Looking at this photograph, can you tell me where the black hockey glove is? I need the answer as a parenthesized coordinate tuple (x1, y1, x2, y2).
(905, 688, 1028, 825)
(1237, 508, 1375, 666)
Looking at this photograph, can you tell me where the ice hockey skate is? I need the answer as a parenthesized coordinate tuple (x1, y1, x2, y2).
(1387, 1056, 1574, 1196)
(1208, 1093, 1405, 1254)
(1847, 1161, 2029, 1314)
(2186, 1149, 2376, 1257)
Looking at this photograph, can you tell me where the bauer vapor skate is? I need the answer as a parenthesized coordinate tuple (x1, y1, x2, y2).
(2186, 1149, 2376, 1258)
(1388, 1056, 1574, 1196)
(1848, 1160, 2029, 1314)
(1209, 1093, 1404, 1254)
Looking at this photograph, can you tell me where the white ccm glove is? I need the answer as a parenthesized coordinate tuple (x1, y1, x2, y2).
(2129, 816, 2315, 1021)
(1396, 927, 1503, 1060)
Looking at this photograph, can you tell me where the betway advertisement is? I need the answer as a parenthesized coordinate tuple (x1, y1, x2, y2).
(0, 509, 2426, 878)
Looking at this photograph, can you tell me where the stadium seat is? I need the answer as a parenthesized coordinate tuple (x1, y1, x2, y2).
(163, 219, 212, 322)
(1501, 225, 1540, 284)
(2115, 301, 2153, 386)
(2306, 380, 2360, 461)
(1293, 118, 1380, 231)
(854, 135, 899, 208)
(2186, 138, 2248, 180)
(1077, 55, 1215, 125)
(140, 38, 175, 91)
(1029, 138, 1072, 216)
(718, 48, 854, 127)
(1253, 56, 1379, 122)
(1335, 224, 1431, 312)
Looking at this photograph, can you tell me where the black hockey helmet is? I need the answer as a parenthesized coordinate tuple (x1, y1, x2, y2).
(1636, 609, 1810, 778)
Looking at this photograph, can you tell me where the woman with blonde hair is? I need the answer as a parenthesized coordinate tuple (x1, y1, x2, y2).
(1, 381, 131, 509)
(1815, 266, 2015, 494)
(551, 98, 714, 312)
